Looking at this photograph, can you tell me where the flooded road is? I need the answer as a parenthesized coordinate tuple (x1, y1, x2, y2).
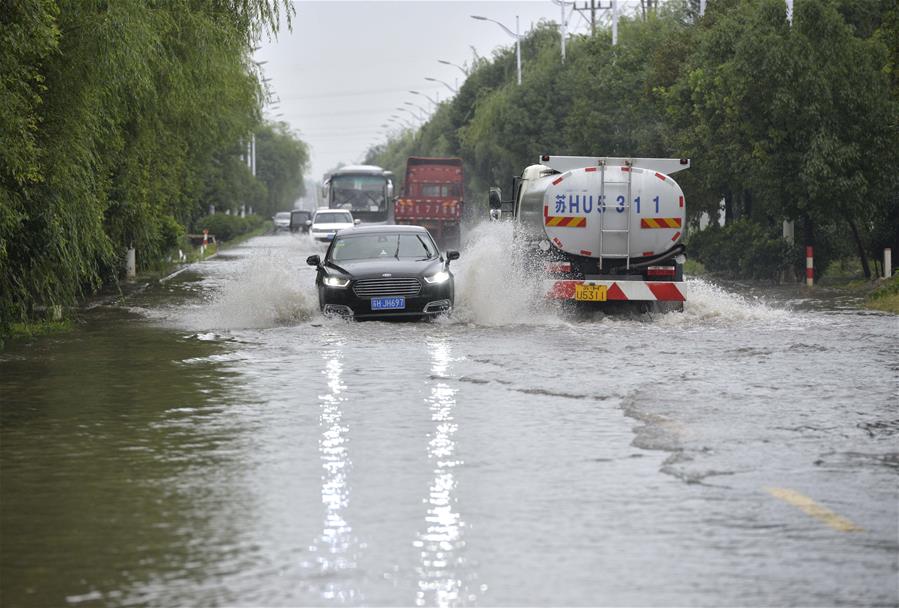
(1, 226, 897, 607)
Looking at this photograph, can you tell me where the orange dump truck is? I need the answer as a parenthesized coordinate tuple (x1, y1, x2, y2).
(394, 157, 464, 247)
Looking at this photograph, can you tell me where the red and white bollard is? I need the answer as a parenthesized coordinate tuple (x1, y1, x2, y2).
(806, 246, 814, 287)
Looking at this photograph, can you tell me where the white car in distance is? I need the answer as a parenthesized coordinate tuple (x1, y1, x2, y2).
(273, 211, 292, 231)
(310, 208, 358, 243)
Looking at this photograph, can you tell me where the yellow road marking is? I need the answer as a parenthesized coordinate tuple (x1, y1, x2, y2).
(766, 487, 863, 532)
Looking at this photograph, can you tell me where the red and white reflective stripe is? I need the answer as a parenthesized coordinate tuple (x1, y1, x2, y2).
(545, 280, 685, 302)
(544, 262, 572, 273)
(646, 266, 676, 277)
(806, 246, 814, 286)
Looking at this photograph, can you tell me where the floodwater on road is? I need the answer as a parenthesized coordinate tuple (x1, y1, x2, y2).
(1, 225, 897, 607)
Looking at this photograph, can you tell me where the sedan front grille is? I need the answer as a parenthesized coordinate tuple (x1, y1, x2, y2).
(353, 277, 421, 298)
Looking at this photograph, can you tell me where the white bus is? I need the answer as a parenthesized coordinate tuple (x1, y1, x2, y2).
(321, 165, 395, 224)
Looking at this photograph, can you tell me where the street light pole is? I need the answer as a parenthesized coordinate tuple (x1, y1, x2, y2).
(552, 0, 577, 63)
(409, 90, 439, 107)
(424, 76, 457, 95)
(396, 106, 422, 124)
(389, 115, 415, 130)
(516, 15, 521, 85)
(438, 59, 468, 76)
(471, 15, 522, 85)
(404, 101, 429, 121)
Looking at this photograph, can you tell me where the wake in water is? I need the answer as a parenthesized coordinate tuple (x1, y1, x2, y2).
(159, 225, 796, 331)
(452, 221, 566, 326)
(179, 235, 322, 331)
(660, 277, 796, 327)
(453, 221, 795, 328)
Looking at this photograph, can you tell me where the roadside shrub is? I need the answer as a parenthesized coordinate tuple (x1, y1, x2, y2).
(158, 215, 185, 253)
(867, 275, 899, 314)
(193, 214, 263, 242)
(688, 220, 800, 281)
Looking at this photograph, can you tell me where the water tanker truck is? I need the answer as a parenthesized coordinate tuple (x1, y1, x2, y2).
(491, 155, 690, 311)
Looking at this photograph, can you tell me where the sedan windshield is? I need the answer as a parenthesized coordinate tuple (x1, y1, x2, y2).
(330, 233, 436, 262)
(314, 212, 352, 224)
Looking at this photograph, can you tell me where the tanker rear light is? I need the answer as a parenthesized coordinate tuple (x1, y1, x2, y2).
(544, 262, 572, 274)
(680, 158, 689, 164)
(647, 266, 676, 277)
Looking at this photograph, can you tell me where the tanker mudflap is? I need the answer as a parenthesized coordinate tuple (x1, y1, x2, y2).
(546, 279, 685, 302)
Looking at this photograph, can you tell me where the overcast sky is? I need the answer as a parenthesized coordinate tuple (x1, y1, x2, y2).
(255, 1, 605, 182)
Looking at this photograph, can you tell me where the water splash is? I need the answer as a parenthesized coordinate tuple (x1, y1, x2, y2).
(189, 242, 321, 330)
(164, 228, 799, 332)
(452, 221, 563, 326)
(666, 277, 796, 326)
(452, 222, 800, 328)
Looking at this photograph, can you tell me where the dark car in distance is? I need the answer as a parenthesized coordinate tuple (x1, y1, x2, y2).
(289, 209, 312, 233)
(306, 225, 459, 319)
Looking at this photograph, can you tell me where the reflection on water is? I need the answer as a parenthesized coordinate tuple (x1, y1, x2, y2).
(414, 341, 477, 606)
(2, 231, 896, 607)
(305, 339, 362, 603)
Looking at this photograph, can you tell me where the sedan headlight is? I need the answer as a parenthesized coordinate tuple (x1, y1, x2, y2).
(323, 276, 350, 288)
(424, 270, 450, 285)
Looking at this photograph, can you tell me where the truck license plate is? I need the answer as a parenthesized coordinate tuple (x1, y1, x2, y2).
(371, 296, 405, 310)
(575, 284, 607, 302)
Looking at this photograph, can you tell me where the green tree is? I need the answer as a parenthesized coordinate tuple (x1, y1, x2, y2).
(254, 122, 310, 216)
(0, 0, 294, 334)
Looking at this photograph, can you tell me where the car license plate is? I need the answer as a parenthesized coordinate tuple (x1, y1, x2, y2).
(371, 296, 405, 310)
(575, 284, 607, 302)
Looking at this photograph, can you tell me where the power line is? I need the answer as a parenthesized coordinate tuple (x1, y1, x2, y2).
(276, 84, 442, 103)
(281, 107, 398, 119)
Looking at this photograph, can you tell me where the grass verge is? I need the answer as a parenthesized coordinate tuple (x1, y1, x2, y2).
(865, 275, 899, 314)
(1, 224, 274, 348)
(2, 319, 74, 348)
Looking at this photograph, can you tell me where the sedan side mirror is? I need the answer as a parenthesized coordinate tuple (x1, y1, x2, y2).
(306, 255, 321, 267)
(305, 219, 312, 226)
(354, 218, 361, 225)
(446, 250, 460, 262)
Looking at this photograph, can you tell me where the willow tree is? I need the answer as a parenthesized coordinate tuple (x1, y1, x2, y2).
(0, 0, 293, 333)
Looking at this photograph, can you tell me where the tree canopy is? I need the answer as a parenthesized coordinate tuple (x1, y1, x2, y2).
(1, 1, 307, 332)
(366, 0, 898, 280)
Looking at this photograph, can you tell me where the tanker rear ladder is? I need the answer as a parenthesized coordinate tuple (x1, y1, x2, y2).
(597, 160, 633, 271)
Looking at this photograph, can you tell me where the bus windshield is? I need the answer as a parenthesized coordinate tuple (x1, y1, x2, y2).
(330, 175, 387, 212)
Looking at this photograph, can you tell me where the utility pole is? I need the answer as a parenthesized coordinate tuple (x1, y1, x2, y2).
(572, 0, 603, 36)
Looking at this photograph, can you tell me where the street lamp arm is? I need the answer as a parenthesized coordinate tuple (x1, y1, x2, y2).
(471, 14, 523, 85)
(438, 59, 468, 76)
(424, 77, 457, 94)
(471, 15, 519, 39)
(409, 90, 439, 107)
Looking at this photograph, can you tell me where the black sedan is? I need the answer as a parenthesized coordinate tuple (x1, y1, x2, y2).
(306, 225, 459, 319)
